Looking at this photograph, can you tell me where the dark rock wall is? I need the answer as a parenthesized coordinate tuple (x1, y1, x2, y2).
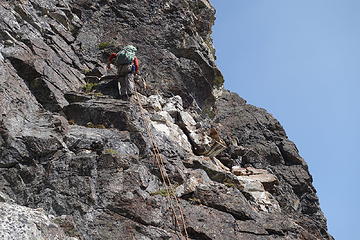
(0, 0, 332, 239)
(73, 0, 222, 108)
(214, 91, 330, 238)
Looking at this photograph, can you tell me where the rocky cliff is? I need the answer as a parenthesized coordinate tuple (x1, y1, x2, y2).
(0, 0, 333, 239)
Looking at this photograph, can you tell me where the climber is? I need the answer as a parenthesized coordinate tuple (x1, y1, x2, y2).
(205, 127, 226, 157)
(209, 128, 221, 142)
(107, 45, 139, 100)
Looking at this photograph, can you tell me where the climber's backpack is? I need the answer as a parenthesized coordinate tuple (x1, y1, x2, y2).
(116, 45, 137, 65)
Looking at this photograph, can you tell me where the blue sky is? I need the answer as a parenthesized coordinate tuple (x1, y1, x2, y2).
(210, 1, 360, 239)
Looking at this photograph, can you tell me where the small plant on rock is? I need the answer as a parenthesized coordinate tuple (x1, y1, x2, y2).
(93, 92, 103, 97)
(98, 41, 113, 50)
(86, 122, 106, 129)
(150, 185, 179, 197)
(224, 179, 236, 188)
(188, 197, 202, 205)
(202, 107, 215, 119)
(82, 83, 98, 93)
(104, 148, 119, 155)
(150, 188, 173, 197)
(87, 92, 103, 97)
(82, 68, 91, 74)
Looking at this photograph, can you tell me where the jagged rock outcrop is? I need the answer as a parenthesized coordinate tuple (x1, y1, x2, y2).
(0, 0, 333, 239)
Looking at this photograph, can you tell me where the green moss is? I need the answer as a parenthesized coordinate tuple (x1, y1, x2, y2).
(224, 182, 236, 188)
(150, 185, 178, 197)
(82, 68, 91, 74)
(202, 107, 215, 119)
(98, 41, 113, 50)
(91, 92, 103, 97)
(150, 188, 174, 197)
(82, 83, 98, 93)
(86, 122, 106, 129)
(188, 197, 201, 204)
(29, 78, 42, 88)
(224, 179, 236, 188)
(213, 72, 224, 87)
(104, 148, 119, 155)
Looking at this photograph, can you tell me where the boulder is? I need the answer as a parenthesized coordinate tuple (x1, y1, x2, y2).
(175, 169, 212, 197)
(236, 174, 280, 213)
(150, 118, 192, 153)
(232, 167, 278, 189)
(150, 111, 174, 123)
(163, 95, 183, 116)
(146, 95, 165, 111)
(0, 202, 77, 240)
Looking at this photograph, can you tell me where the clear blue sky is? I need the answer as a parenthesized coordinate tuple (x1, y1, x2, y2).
(210, 1, 360, 239)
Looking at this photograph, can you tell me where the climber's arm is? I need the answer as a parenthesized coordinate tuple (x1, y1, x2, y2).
(107, 53, 117, 69)
(133, 57, 139, 74)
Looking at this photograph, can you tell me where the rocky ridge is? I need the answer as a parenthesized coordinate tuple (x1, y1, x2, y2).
(0, 0, 333, 239)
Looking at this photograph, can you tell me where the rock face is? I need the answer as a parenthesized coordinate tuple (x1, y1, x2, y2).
(0, 0, 333, 240)
(0, 202, 78, 240)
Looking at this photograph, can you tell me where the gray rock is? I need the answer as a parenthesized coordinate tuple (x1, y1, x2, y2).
(0, 192, 14, 203)
(214, 90, 332, 238)
(0, 202, 77, 240)
(146, 95, 164, 111)
(163, 95, 184, 116)
(183, 201, 238, 240)
(150, 111, 173, 123)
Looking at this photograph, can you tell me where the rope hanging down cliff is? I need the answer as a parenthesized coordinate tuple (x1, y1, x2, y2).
(134, 90, 189, 240)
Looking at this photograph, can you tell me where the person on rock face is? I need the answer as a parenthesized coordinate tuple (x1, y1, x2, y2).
(107, 45, 139, 100)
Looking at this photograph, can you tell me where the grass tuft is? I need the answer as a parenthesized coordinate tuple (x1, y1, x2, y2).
(104, 148, 119, 155)
(82, 68, 91, 74)
(224, 179, 236, 188)
(98, 42, 113, 50)
(150, 186, 179, 197)
(82, 83, 98, 93)
(86, 122, 106, 129)
(188, 197, 202, 204)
